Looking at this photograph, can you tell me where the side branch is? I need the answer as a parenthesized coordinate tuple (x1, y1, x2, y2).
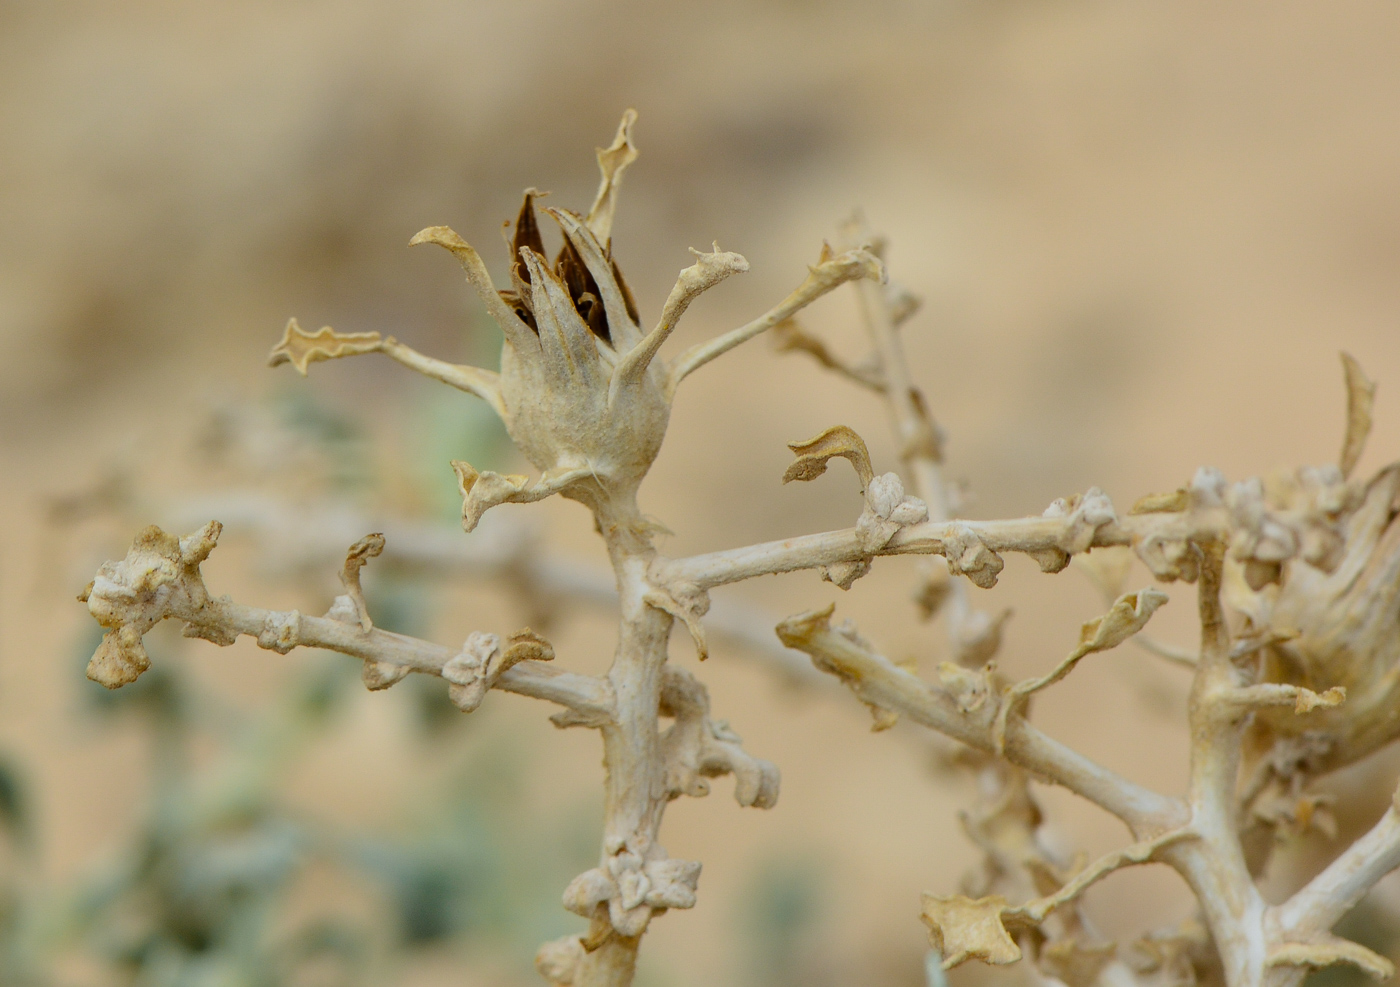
(80, 522, 613, 723)
(1272, 787, 1400, 940)
(1010, 828, 1195, 925)
(659, 512, 1167, 590)
(267, 318, 506, 419)
(992, 588, 1169, 754)
(921, 827, 1195, 973)
(774, 605, 1186, 835)
(665, 244, 884, 396)
(377, 336, 507, 419)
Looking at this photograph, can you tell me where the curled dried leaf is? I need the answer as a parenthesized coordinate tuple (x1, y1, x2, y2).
(454, 461, 529, 530)
(994, 589, 1168, 753)
(1340, 352, 1376, 479)
(503, 627, 555, 666)
(920, 893, 1022, 969)
(339, 532, 384, 632)
(563, 869, 620, 918)
(452, 460, 590, 532)
(1270, 937, 1394, 981)
(659, 666, 779, 809)
(88, 625, 151, 689)
(257, 610, 301, 654)
(854, 485, 910, 554)
(440, 627, 555, 712)
(441, 631, 503, 712)
(1037, 489, 1117, 572)
(605, 854, 698, 933)
(1294, 685, 1346, 714)
(1079, 588, 1171, 653)
(645, 585, 711, 661)
(361, 660, 410, 691)
(783, 425, 875, 487)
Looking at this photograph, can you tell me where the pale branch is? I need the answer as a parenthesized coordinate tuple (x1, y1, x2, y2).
(1133, 635, 1200, 669)
(1271, 787, 1400, 940)
(656, 512, 1148, 591)
(1166, 543, 1277, 987)
(665, 443, 1359, 599)
(377, 336, 508, 419)
(267, 318, 506, 419)
(665, 243, 886, 396)
(780, 226, 1175, 987)
(80, 521, 613, 722)
(840, 218, 947, 515)
(826, 217, 1000, 662)
(611, 245, 748, 398)
(1186, 543, 1249, 842)
(774, 604, 1186, 836)
(543, 663, 780, 964)
(991, 588, 1170, 755)
(771, 318, 887, 393)
(125, 105, 1400, 987)
(164, 492, 824, 685)
(1009, 828, 1197, 925)
(921, 828, 1197, 975)
(1222, 684, 1347, 715)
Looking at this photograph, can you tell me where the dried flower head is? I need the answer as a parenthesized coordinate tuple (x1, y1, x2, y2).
(271, 110, 882, 538)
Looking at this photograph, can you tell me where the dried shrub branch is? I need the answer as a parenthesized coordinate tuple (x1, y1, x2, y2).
(766, 223, 1400, 987)
(81, 113, 1400, 987)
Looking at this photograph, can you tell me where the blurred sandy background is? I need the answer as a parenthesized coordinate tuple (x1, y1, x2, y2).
(3, 2, 1400, 985)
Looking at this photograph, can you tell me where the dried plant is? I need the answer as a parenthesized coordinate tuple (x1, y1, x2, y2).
(79, 111, 1400, 987)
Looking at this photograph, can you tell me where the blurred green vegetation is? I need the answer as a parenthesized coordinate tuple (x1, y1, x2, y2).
(9, 383, 593, 986)
(736, 855, 826, 987)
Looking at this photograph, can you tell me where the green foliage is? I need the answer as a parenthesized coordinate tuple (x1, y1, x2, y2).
(356, 728, 600, 974)
(737, 855, 825, 987)
(63, 635, 365, 987)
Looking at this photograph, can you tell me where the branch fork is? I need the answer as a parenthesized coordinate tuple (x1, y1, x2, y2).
(79, 522, 607, 723)
(91, 110, 1400, 987)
